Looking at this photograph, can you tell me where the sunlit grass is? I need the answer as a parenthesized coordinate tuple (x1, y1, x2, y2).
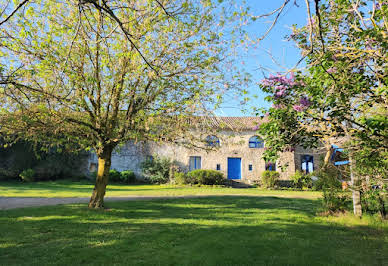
(0, 180, 322, 199)
(0, 196, 387, 265)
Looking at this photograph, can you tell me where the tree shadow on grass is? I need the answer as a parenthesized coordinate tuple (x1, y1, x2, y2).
(0, 196, 387, 266)
(0, 181, 204, 195)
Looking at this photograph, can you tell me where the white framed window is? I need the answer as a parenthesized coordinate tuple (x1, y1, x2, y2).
(189, 156, 201, 171)
(301, 155, 314, 173)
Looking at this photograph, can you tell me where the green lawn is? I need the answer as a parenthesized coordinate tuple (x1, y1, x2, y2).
(1, 196, 387, 265)
(0, 180, 322, 199)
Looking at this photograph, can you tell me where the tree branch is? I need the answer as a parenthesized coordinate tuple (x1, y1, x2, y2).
(0, 0, 29, 27)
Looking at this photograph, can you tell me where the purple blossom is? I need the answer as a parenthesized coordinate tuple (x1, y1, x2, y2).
(307, 17, 316, 27)
(283, 146, 295, 152)
(252, 125, 259, 130)
(272, 103, 284, 109)
(274, 85, 287, 98)
(365, 39, 377, 49)
(260, 78, 274, 87)
(376, 2, 388, 9)
(260, 72, 304, 90)
(327, 67, 337, 74)
(275, 85, 286, 91)
(293, 105, 304, 112)
(289, 33, 297, 40)
(299, 97, 311, 108)
(275, 91, 286, 98)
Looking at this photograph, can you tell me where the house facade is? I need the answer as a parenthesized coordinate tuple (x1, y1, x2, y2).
(86, 117, 325, 183)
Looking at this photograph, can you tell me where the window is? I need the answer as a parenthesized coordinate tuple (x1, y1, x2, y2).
(249, 136, 264, 148)
(301, 155, 314, 173)
(216, 164, 221, 171)
(248, 164, 253, 171)
(205, 135, 220, 147)
(265, 162, 276, 171)
(189, 156, 201, 171)
(89, 163, 97, 172)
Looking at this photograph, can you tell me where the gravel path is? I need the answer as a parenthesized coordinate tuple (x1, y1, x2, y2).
(0, 195, 214, 210)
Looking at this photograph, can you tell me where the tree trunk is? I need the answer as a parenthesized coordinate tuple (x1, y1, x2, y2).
(378, 195, 386, 218)
(89, 146, 113, 209)
(349, 153, 362, 216)
(322, 145, 334, 169)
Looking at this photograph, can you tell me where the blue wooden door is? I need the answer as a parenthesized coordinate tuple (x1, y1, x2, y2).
(227, 158, 241, 179)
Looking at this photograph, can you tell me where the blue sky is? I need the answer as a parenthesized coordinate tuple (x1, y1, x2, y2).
(216, 0, 309, 117)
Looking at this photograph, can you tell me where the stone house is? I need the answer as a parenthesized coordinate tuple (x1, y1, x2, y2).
(87, 117, 325, 183)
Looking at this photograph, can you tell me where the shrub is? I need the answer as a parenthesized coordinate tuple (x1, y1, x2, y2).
(276, 180, 293, 188)
(361, 184, 387, 216)
(20, 169, 35, 182)
(251, 178, 262, 187)
(313, 166, 342, 190)
(0, 141, 87, 181)
(187, 169, 224, 185)
(290, 170, 312, 189)
(89, 169, 136, 183)
(173, 172, 187, 185)
(141, 155, 172, 184)
(321, 188, 351, 213)
(90, 171, 97, 181)
(0, 168, 19, 181)
(109, 169, 122, 182)
(120, 170, 136, 183)
(261, 171, 279, 188)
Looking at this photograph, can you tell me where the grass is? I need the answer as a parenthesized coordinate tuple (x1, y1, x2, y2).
(1, 196, 387, 265)
(0, 180, 322, 199)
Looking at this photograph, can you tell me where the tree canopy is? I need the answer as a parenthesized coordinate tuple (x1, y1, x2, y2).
(257, 0, 388, 216)
(0, 0, 250, 207)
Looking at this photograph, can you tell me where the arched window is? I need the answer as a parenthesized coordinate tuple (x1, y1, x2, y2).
(249, 136, 264, 148)
(206, 135, 220, 147)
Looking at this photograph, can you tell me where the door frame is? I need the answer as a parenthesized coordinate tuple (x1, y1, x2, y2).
(227, 157, 242, 180)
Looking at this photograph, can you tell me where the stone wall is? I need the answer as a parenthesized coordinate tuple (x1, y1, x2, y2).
(86, 130, 303, 183)
(293, 145, 327, 174)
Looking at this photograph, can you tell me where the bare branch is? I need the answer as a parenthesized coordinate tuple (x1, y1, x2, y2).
(0, 0, 29, 27)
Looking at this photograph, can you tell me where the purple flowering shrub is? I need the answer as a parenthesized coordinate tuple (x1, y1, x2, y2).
(260, 72, 311, 113)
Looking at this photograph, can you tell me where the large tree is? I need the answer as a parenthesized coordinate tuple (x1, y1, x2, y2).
(257, 0, 388, 216)
(0, 0, 248, 208)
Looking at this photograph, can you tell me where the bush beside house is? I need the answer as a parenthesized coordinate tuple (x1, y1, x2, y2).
(290, 171, 313, 189)
(186, 169, 225, 185)
(261, 171, 280, 188)
(140, 155, 173, 184)
(90, 169, 137, 184)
